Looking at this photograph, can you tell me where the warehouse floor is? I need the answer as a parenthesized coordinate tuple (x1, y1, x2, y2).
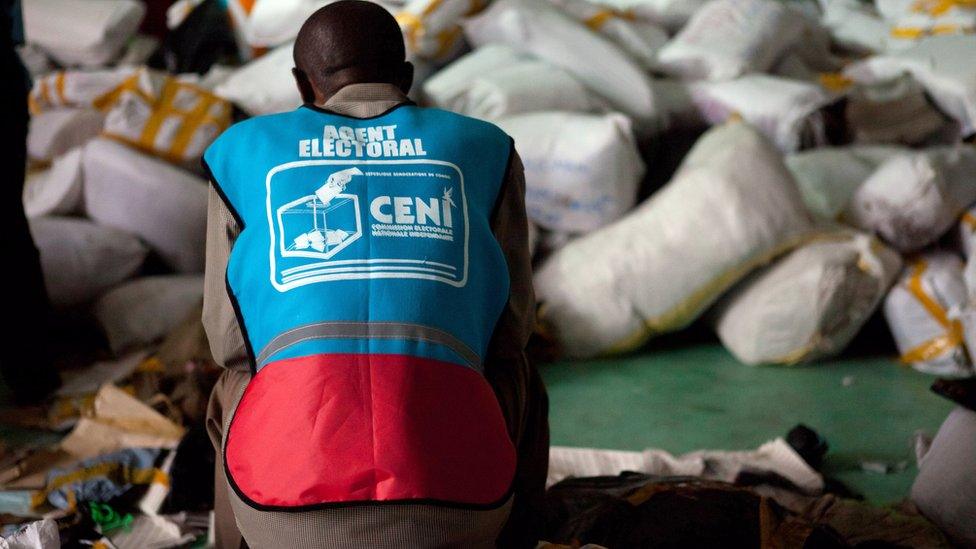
(542, 337, 953, 504)
(0, 320, 953, 507)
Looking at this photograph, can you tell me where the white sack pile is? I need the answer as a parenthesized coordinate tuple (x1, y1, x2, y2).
(713, 230, 902, 365)
(23, 148, 86, 218)
(784, 144, 976, 253)
(884, 252, 973, 377)
(687, 74, 838, 152)
(463, 0, 658, 125)
(497, 111, 644, 233)
(214, 43, 302, 116)
(655, 0, 809, 81)
(601, 0, 709, 34)
(19, 0, 976, 375)
(93, 275, 205, 354)
(27, 109, 106, 162)
(845, 146, 976, 253)
(549, 0, 669, 71)
(959, 208, 976, 297)
(83, 138, 209, 273)
(845, 35, 976, 138)
(396, 0, 483, 61)
(785, 145, 902, 220)
(534, 122, 813, 358)
(29, 68, 232, 165)
(955, 210, 976, 366)
(22, 0, 146, 67)
(425, 54, 597, 120)
(29, 69, 136, 112)
(31, 217, 148, 307)
(819, 0, 892, 54)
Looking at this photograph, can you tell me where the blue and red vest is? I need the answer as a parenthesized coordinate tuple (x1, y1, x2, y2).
(203, 103, 516, 510)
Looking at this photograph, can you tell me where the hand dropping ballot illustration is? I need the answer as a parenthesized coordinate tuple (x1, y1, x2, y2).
(269, 160, 469, 292)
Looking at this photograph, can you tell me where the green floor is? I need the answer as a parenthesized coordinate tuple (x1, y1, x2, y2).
(541, 343, 953, 504)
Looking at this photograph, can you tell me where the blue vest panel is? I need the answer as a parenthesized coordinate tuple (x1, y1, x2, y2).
(203, 103, 517, 509)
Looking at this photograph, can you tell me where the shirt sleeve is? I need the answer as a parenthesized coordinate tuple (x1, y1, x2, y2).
(483, 149, 550, 546)
(484, 148, 536, 436)
(202, 184, 250, 371)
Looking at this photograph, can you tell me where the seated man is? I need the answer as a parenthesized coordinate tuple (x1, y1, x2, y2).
(202, 2, 548, 547)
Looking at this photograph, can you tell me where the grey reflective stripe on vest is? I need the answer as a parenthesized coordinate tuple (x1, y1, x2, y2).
(255, 322, 482, 372)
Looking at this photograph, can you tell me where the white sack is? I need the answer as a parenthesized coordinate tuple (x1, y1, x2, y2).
(463, 0, 658, 125)
(959, 207, 976, 258)
(688, 74, 837, 152)
(29, 68, 135, 112)
(498, 111, 644, 233)
(27, 109, 105, 162)
(597, 0, 709, 33)
(549, 0, 669, 71)
(31, 217, 148, 307)
(234, 0, 325, 48)
(534, 122, 813, 358)
(83, 138, 209, 273)
(214, 43, 302, 116)
(884, 252, 972, 377)
(421, 45, 529, 107)
(396, 0, 482, 60)
(959, 208, 976, 299)
(431, 59, 596, 120)
(877, 0, 976, 45)
(844, 146, 976, 253)
(656, 0, 806, 81)
(713, 230, 902, 365)
(960, 307, 976, 368)
(548, 438, 822, 493)
(93, 275, 204, 354)
(785, 145, 903, 220)
(820, 0, 892, 53)
(98, 68, 233, 164)
(23, 148, 85, 218)
(845, 36, 976, 137)
(22, 0, 145, 67)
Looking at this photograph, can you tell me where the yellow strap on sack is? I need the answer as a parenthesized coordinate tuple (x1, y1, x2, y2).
(931, 23, 962, 34)
(395, 12, 424, 51)
(961, 211, 976, 232)
(92, 72, 154, 111)
(584, 7, 636, 30)
(601, 232, 813, 356)
(137, 78, 181, 152)
(54, 72, 67, 104)
(913, 0, 976, 15)
(891, 26, 927, 39)
(433, 26, 464, 59)
(169, 87, 219, 160)
(901, 331, 964, 363)
(101, 74, 230, 162)
(818, 73, 854, 93)
(898, 259, 965, 364)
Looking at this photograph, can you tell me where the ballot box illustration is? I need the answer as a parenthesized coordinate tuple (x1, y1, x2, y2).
(267, 161, 469, 292)
(276, 167, 364, 260)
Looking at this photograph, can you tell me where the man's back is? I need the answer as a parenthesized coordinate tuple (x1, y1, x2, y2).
(205, 101, 519, 509)
(202, 3, 548, 547)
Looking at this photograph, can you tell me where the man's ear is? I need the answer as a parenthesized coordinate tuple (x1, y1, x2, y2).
(292, 67, 317, 104)
(398, 61, 414, 96)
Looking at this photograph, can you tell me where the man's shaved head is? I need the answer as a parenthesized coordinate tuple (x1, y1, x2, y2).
(293, 1, 412, 105)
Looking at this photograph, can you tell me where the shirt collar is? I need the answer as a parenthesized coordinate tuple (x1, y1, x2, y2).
(315, 83, 412, 118)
